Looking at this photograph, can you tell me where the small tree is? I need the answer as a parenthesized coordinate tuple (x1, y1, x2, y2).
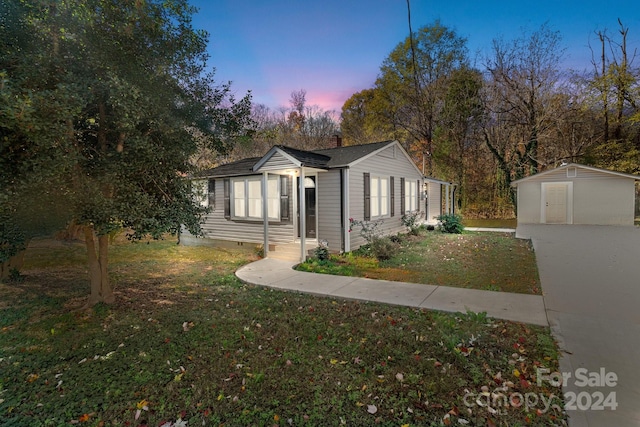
(0, 0, 252, 304)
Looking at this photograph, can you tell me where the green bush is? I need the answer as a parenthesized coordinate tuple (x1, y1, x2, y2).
(437, 213, 464, 234)
(313, 244, 330, 261)
(370, 236, 398, 261)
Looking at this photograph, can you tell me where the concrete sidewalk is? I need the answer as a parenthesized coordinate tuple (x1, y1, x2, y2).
(236, 258, 548, 326)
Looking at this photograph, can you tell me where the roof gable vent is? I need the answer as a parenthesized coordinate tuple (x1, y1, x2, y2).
(567, 167, 577, 178)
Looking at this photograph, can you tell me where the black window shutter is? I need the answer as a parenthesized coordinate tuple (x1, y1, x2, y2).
(416, 180, 420, 212)
(208, 179, 216, 210)
(363, 172, 370, 221)
(280, 175, 290, 221)
(400, 177, 405, 213)
(223, 178, 230, 219)
(390, 176, 395, 217)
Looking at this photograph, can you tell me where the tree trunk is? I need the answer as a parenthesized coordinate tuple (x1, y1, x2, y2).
(0, 249, 27, 282)
(84, 225, 114, 305)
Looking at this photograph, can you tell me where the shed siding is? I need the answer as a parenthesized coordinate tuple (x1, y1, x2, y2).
(573, 178, 634, 225)
(348, 145, 423, 249)
(317, 170, 343, 251)
(516, 167, 636, 226)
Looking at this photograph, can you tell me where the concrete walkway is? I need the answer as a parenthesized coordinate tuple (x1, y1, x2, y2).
(236, 258, 548, 326)
(518, 225, 640, 427)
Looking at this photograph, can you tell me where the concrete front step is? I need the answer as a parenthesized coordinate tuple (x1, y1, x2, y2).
(267, 243, 316, 262)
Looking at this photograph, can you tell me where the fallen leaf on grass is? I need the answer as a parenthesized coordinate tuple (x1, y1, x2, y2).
(367, 404, 377, 414)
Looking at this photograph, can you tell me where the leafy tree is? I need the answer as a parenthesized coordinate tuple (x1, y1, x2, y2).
(585, 20, 640, 173)
(375, 21, 470, 174)
(340, 88, 397, 145)
(0, 0, 251, 302)
(481, 24, 565, 208)
(223, 90, 339, 163)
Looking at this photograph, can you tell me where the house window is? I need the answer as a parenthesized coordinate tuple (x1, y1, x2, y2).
(231, 176, 280, 220)
(404, 180, 417, 212)
(371, 176, 390, 219)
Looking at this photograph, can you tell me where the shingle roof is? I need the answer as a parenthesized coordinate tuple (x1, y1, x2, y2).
(196, 157, 261, 178)
(273, 145, 331, 169)
(196, 140, 397, 178)
(312, 140, 395, 168)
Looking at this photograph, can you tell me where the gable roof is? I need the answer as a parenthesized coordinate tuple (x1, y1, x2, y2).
(311, 140, 396, 168)
(252, 145, 332, 171)
(511, 163, 640, 186)
(198, 140, 403, 178)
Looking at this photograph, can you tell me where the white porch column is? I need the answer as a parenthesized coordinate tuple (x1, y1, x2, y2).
(445, 184, 450, 214)
(262, 171, 269, 257)
(299, 167, 306, 263)
(343, 168, 350, 253)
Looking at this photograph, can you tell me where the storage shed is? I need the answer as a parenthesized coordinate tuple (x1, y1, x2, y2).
(511, 163, 640, 226)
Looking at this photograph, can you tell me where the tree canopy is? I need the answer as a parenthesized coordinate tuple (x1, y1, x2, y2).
(340, 20, 640, 217)
(0, 0, 252, 300)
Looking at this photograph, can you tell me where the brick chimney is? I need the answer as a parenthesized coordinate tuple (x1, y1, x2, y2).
(333, 134, 342, 147)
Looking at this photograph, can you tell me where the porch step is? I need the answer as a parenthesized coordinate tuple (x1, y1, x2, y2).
(268, 242, 316, 262)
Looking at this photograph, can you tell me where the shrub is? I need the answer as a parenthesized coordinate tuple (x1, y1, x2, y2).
(348, 218, 398, 261)
(437, 213, 464, 234)
(370, 236, 397, 261)
(401, 210, 424, 235)
(313, 244, 330, 261)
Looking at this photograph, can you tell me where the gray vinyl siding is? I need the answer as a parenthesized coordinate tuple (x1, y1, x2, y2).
(426, 182, 442, 223)
(317, 170, 342, 251)
(184, 177, 295, 244)
(348, 144, 423, 249)
(516, 167, 636, 226)
(258, 152, 297, 171)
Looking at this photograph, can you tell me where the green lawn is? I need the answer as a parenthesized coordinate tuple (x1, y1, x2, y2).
(0, 236, 564, 426)
(298, 231, 541, 294)
(463, 219, 517, 229)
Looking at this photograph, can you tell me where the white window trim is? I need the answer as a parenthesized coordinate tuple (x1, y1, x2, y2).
(231, 176, 280, 221)
(404, 180, 417, 213)
(371, 175, 390, 219)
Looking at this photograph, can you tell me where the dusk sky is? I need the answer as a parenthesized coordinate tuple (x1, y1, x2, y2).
(191, 0, 639, 113)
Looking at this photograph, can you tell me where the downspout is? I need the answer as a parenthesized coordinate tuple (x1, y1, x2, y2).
(262, 172, 269, 257)
(451, 184, 457, 215)
(339, 169, 345, 252)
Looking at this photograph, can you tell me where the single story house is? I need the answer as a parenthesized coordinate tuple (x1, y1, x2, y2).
(183, 140, 444, 261)
(511, 163, 640, 227)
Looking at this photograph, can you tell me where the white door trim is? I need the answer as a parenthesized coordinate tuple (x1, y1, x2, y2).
(541, 182, 573, 224)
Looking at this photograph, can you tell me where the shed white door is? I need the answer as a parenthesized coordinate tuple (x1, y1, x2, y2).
(543, 183, 569, 224)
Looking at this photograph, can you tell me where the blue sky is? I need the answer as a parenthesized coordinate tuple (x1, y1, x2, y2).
(190, 0, 639, 112)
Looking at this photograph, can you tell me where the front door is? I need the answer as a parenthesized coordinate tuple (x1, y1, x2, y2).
(544, 183, 568, 224)
(297, 176, 316, 238)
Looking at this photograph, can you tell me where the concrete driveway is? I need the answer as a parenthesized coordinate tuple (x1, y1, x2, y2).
(517, 225, 640, 427)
